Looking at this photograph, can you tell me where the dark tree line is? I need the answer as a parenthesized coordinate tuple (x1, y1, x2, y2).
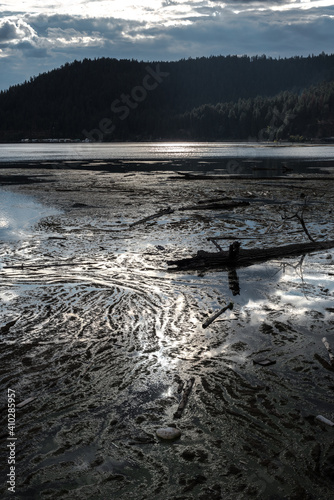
(175, 81, 334, 141)
(0, 53, 333, 142)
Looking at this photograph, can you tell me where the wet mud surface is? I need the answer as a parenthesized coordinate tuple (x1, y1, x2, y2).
(1, 160, 334, 499)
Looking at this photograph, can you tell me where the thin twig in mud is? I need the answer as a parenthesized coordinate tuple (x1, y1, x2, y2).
(174, 377, 195, 419)
(295, 213, 316, 242)
(322, 337, 334, 366)
(279, 255, 309, 298)
(279, 196, 316, 242)
(208, 237, 223, 252)
(207, 231, 304, 243)
(202, 302, 234, 329)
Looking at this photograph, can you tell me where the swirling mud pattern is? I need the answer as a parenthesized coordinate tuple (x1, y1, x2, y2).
(1, 160, 334, 499)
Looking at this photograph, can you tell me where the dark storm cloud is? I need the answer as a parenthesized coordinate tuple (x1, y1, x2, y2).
(0, 20, 17, 40)
(139, 7, 334, 58)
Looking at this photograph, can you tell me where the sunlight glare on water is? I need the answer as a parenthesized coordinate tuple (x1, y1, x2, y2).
(0, 141, 334, 161)
(0, 189, 60, 241)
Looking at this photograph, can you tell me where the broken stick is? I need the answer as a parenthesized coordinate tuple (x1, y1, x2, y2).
(202, 302, 234, 329)
(17, 396, 36, 408)
(322, 337, 334, 366)
(129, 207, 174, 227)
(208, 237, 224, 252)
(174, 377, 195, 419)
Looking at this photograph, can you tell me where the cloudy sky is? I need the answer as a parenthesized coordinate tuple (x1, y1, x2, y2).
(0, 0, 333, 90)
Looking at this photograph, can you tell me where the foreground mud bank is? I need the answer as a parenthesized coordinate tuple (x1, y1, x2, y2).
(1, 160, 334, 499)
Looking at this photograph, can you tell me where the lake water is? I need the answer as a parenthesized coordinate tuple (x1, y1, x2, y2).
(0, 141, 334, 162)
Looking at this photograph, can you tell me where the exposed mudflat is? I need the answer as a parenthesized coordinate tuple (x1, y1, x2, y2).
(1, 160, 334, 500)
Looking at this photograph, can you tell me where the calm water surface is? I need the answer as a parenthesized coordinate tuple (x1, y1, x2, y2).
(0, 141, 334, 162)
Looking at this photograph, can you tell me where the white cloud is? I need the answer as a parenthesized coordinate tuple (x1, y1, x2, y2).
(0, 18, 37, 42)
(0, 0, 333, 89)
(45, 27, 102, 46)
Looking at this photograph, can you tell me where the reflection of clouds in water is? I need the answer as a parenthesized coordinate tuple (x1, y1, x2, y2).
(243, 291, 334, 332)
(0, 189, 60, 241)
(235, 258, 334, 324)
(236, 263, 282, 306)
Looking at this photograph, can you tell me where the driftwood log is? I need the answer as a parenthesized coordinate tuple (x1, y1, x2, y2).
(168, 240, 334, 270)
(178, 201, 250, 211)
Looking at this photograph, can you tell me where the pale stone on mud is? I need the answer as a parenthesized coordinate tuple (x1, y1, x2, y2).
(156, 427, 181, 440)
(315, 415, 334, 427)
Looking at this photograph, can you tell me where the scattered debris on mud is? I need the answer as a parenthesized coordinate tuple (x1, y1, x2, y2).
(1, 158, 334, 499)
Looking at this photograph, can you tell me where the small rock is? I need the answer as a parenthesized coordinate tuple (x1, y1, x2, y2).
(156, 427, 181, 440)
(253, 358, 276, 367)
(315, 415, 334, 427)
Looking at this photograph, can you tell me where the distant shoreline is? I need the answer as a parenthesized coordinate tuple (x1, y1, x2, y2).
(0, 141, 333, 166)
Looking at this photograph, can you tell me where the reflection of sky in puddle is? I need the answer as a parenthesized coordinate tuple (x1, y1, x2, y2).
(236, 257, 334, 323)
(174, 253, 333, 337)
(0, 189, 60, 241)
(184, 254, 334, 361)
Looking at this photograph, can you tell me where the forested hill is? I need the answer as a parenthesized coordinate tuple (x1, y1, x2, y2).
(1, 53, 334, 142)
